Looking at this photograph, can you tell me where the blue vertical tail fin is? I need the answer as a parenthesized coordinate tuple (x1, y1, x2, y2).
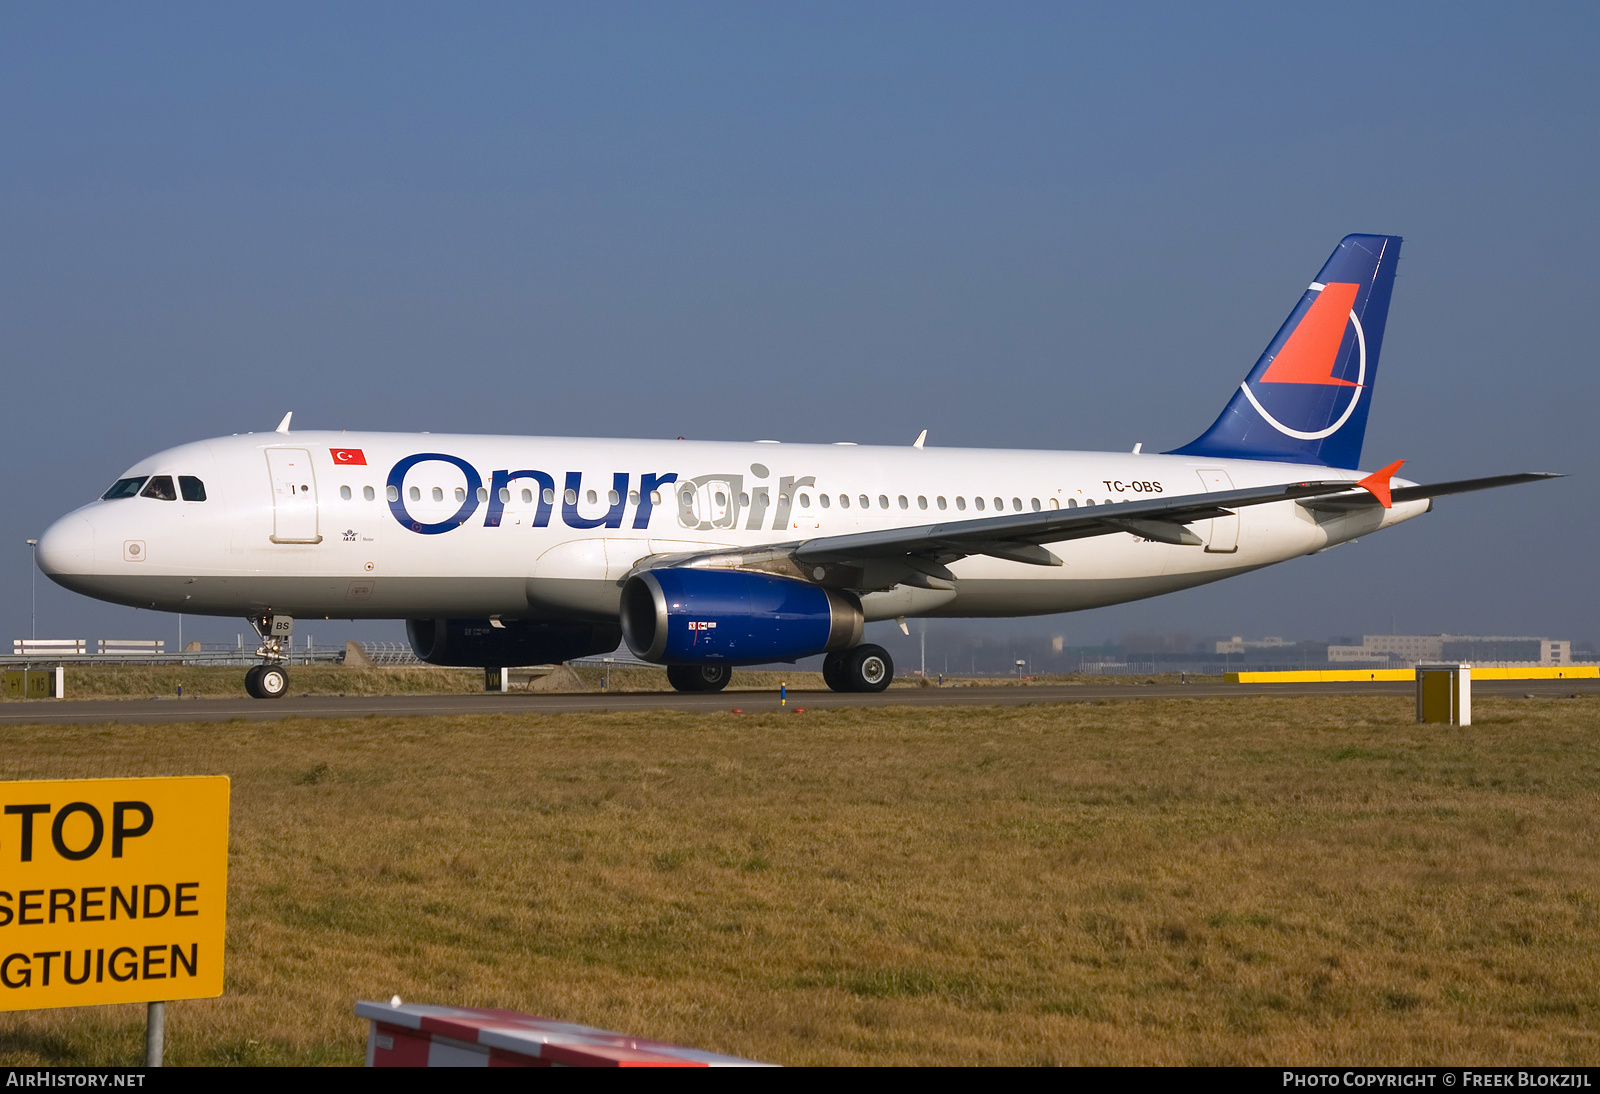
(1167, 234, 1402, 469)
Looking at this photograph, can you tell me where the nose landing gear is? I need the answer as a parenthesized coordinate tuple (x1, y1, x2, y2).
(244, 613, 292, 699)
(244, 663, 290, 699)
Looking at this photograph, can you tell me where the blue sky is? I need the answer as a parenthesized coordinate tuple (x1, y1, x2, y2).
(4, 4, 1594, 651)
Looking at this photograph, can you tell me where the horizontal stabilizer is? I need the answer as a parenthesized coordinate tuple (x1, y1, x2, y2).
(1300, 471, 1562, 513)
(1392, 472, 1563, 503)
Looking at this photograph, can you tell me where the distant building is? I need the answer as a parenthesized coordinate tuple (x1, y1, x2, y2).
(1215, 636, 1295, 654)
(1327, 635, 1572, 666)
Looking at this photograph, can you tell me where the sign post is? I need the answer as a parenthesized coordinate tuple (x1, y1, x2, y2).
(0, 776, 230, 1065)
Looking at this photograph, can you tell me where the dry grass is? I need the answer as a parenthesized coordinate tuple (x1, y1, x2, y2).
(3, 664, 1213, 701)
(0, 694, 1597, 1066)
(5, 664, 845, 700)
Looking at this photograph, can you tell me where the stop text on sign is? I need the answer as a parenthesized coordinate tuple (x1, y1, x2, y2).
(0, 776, 229, 1010)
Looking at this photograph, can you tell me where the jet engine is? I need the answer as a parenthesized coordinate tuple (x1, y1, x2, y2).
(405, 618, 621, 667)
(620, 568, 863, 665)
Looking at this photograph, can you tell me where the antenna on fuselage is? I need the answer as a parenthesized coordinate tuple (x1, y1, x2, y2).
(912, 429, 927, 449)
(276, 412, 293, 434)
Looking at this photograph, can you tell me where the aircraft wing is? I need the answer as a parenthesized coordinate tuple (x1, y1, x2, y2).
(626, 472, 1560, 592)
(789, 479, 1358, 565)
(626, 478, 1364, 591)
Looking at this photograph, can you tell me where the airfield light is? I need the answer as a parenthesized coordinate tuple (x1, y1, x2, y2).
(25, 539, 38, 640)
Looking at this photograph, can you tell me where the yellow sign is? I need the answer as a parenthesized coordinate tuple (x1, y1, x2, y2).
(0, 776, 229, 1010)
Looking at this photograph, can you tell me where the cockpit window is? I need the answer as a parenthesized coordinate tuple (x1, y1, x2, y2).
(140, 476, 178, 501)
(178, 476, 207, 502)
(102, 477, 148, 500)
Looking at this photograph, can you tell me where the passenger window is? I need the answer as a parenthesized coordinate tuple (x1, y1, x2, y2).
(778, 493, 790, 506)
(956, 497, 966, 511)
(975, 497, 985, 511)
(1030, 498, 1040, 511)
(102, 477, 147, 500)
(140, 476, 177, 501)
(1014, 498, 1023, 511)
(820, 493, 831, 508)
(714, 491, 727, 506)
(477, 487, 489, 503)
(739, 492, 749, 506)
(545, 488, 557, 505)
(995, 497, 1005, 511)
(858, 495, 869, 508)
(363, 486, 375, 502)
(340, 485, 352, 501)
(800, 493, 810, 508)
(840, 495, 849, 508)
(757, 490, 768, 506)
(588, 490, 599, 505)
(1067, 498, 1077, 508)
(878, 495, 889, 509)
(411, 487, 422, 502)
(1084, 498, 1095, 506)
(431, 487, 443, 502)
(521, 489, 532, 503)
(498, 488, 510, 503)
(566, 489, 579, 505)
(608, 490, 620, 505)
(898, 495, 908, 509)
(456, 487, 467, 502)
(388, 486, 400, 502)
(936, 496, 947, 510)
(650, 491, 661, 505)
(1047, 498, 1058, 510)
(917, 496, 928, 510)
(629, 491, 639, 505)
(179, 476, 207, 502)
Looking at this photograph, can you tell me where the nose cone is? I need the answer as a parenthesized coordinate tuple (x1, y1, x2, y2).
(37, 514, 95, 576)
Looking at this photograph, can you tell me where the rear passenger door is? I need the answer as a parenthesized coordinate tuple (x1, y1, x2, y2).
(1194, 469, 1239, 553)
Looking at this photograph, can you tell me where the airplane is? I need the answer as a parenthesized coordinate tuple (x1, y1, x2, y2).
(34, 234, 1557, 698)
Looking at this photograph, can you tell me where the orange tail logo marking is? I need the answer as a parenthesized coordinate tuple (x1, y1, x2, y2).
(1259, 282, 1361, 386)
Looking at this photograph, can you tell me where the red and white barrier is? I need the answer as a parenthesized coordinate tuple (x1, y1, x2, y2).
(357, 1001, 770, 1067)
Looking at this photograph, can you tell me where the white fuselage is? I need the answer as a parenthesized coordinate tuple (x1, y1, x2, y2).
(36, 431, 1428, 625)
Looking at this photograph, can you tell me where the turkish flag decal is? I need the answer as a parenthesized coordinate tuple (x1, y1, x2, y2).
(330, 448, 367, 465)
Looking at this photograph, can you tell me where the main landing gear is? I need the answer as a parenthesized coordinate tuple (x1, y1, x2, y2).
(663, 644, 895, 696)
(244, 613, 292, 700)
(666, 664, 733, 693)
(823, 644, 894, 693)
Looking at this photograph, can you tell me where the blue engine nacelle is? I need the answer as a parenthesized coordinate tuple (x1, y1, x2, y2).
(406, 618, 621, 668)
(621, 569, 863, 665)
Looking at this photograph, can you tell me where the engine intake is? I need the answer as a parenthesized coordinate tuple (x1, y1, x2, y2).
(406, 618, 621, 667)
(621, 569, 863, 665)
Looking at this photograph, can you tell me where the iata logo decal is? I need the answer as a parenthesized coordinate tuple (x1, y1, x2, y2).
(1240, 281, 1367, 441)
(331, 448, 367, 465)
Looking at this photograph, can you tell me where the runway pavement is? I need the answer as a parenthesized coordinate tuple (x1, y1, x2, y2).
(2, 677, 1595, 726)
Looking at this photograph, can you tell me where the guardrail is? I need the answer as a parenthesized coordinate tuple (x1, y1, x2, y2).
(12, 640, 87, 656)
(0, 646, 348, 667)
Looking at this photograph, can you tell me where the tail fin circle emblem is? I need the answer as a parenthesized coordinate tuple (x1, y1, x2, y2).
(1238, 289, 1367, 441)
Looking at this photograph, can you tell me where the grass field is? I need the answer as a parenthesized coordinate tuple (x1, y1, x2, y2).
(0, 694, 1596, 1066)
(2, 663, 1203, 700)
